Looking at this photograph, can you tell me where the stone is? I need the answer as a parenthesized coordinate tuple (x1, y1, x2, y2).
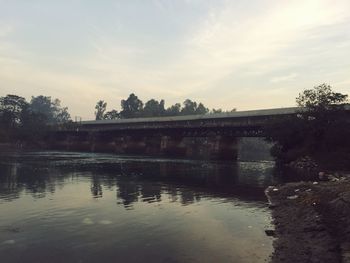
(265, 229, 276, 236)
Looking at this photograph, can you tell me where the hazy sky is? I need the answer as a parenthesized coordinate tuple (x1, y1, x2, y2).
(0, 0, 350, 120)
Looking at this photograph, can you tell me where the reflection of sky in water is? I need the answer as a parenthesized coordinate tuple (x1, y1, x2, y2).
(0, 151, 274, 262)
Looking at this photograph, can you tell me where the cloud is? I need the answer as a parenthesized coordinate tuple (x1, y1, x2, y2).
(0, 0, 349, 118)
(270, 73, 298, 83)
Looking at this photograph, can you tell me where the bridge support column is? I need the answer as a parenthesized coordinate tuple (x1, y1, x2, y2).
(210, 136, 238, 160)
(160, 136, 186, 157)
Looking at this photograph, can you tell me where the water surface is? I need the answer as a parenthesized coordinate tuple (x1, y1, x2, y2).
(0, 151, 277, 262)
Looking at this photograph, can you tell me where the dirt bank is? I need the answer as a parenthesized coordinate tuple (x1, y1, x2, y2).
(266, 174, 350, 263)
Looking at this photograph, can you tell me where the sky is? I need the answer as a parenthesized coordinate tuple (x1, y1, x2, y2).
(0, 0, 350, 120)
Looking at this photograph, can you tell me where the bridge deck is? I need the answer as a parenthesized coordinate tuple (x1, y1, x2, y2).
(81, 107, 301, 125)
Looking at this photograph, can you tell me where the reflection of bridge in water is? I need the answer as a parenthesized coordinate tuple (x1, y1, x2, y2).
(51, 107, 300, 160)
(0, 152, 280, 208)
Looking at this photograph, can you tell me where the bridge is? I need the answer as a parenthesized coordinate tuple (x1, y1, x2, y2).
(50, 107, 301, 160)
(77, 107, 300, 135)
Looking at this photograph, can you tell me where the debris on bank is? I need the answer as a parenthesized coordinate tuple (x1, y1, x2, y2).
(265, 173, 350, 263)
(287, 156, 319, 171)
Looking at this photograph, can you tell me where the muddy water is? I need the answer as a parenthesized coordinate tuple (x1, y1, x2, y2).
(0, 151, 277, 262)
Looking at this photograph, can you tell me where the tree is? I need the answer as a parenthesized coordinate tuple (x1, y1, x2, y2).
(165, 103, 181, 116)
(30, 96, 52, 120)
(296, 83, 347, 110)
(120, 94, 143, 118)
(104, 110, 120, 120)
(180, 99, 209, 115)
(0, 94, 71, 143)
(52, 99, 71, 123)
(296, 84, 348, 154)
(265, 83, 349, 166)
(181, 99, 197, 115)
(0, 95, 28, 128)
(211, 108, 223, 114)
(95, 100, 107, 120)
(20, 106, 49, 142)
(195, 103, 209, 115)
(143, 99, 165, 117)
(30, 96, 71, 123)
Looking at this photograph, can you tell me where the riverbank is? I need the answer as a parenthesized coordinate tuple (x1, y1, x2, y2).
(266, 174, 350, 262)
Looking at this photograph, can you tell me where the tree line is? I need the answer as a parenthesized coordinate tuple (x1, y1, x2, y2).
(0, 95, 71, 143)
(94, 93, 236, 120)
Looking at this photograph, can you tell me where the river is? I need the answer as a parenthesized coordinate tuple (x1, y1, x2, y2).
(0, 151, 279, 262)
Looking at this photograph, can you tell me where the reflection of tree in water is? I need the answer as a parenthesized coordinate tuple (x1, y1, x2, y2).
(140, 181, 161, 203)
(90, 174, 103, 198)
(113, 160, 279, 208)
(0, 162, 60, 201)
(0, 163, 21, 201)
(113, 161, 240, 208)
(116, 179, 140, 208)
(180, 190, 201, 205)
(0, 152, 279, 208)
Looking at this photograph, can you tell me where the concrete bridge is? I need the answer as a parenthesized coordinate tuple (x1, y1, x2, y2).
(50, 107, 300, 160)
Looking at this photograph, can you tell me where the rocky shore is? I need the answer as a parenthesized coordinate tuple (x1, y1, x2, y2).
(265, 173, 350, 263)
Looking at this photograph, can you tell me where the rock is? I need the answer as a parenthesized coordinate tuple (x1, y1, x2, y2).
(287, 195, 299, 200)
(268, 203, 279, 209)
(319, 172, 326, 180)
(265, 229, 276, 236)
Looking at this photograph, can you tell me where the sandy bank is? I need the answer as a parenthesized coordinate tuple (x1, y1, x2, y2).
(266, 174, 350, 262)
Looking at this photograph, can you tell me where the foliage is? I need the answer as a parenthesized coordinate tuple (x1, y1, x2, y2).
(0, 95, 28, 128)
(143, 99, 165, 117)
(165, 103, 181, 116)
(265, 84, 349, 166)
(30, 96, 71, 124)
(211, 108, 223, 114)
(195, 103, 209, 115)
(104, 110, 120, 120)
(210, 108, 236, 114)
(296, 83, 347, 110)
(180, 99, 209, 115)
(103, 94, 214, 119)
(0, 94, 71, 143)
(120, 93, 143, 118)
(95, 100, 107, 120)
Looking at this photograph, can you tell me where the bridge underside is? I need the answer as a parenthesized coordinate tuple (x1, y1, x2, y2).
(48, 127, 260, 160)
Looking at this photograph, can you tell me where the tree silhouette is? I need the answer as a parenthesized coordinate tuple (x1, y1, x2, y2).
(265, 83, 349, 167)
(143, 99, 165, 117)
(104, 109, 120, 120)
(120, 93, 143, 118)
(95, 100, 107, 120)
